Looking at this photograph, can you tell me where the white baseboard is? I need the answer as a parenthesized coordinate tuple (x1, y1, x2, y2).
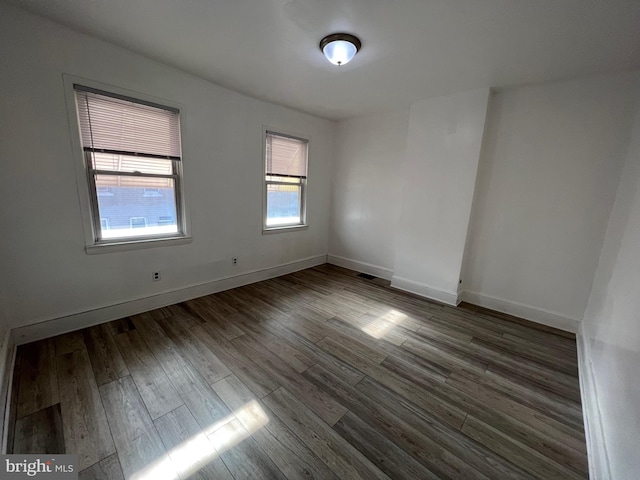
(0, 329, 15, 453)
(461, 290, 580, 333)
(327, 255, 394, 280)
(390, 276, 460, 306)
(12, 255, 327, 345)
(576, 325, 611, 480)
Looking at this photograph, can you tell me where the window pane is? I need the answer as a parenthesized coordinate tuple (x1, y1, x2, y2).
(92, 153, 174, 175)
(94, 174, 178, 239)
(266, 183, 301, 226)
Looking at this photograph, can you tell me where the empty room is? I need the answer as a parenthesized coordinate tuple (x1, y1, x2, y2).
(0, 0, 639, 479)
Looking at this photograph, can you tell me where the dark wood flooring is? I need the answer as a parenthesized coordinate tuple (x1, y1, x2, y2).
(7, 264, 588, 479)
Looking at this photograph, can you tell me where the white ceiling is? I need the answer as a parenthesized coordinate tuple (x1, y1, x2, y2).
(10, 0, 640, 120)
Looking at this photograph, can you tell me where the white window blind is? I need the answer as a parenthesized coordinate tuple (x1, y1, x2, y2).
(266, 132, 307, 178)
(75, 86, 181, 160)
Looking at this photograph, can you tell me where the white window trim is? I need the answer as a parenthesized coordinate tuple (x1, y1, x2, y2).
(262, 126, 310, 234)
(63, 74, 192, 253)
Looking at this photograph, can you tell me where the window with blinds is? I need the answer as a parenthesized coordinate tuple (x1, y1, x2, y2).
(264, 131, 308, 229)
(74, 85, 185, 242)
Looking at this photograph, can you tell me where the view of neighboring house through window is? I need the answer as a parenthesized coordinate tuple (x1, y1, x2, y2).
(74, 85, 184, 242)
(264, 131, 308, 229)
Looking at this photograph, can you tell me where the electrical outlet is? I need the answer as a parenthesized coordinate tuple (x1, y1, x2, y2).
(152, 271, 161, 281)
(232, 257, 238, 266)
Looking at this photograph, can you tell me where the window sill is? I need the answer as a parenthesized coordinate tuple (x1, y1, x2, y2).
(85, 235, 192, 254)
(262, 224, 308, 235)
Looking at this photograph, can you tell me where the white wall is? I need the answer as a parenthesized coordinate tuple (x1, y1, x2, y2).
(579, 103, 640, 479)
(462, 73, 640, 331)
(328, 89, 491, 300)
(328, 110, 409, 278)
(392, 89, 490, 304)
(0, 4, 334, 337)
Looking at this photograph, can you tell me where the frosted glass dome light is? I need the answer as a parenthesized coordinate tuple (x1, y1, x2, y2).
(320, 33, 361, 66)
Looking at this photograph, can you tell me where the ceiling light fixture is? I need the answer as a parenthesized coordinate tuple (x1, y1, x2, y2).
(319, 33, 361, 66)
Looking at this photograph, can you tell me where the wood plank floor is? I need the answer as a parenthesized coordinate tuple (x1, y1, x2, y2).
(8, 264, 588, 479)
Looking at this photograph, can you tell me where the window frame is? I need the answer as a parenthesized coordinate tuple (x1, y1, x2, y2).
(262, 127, 310, 234)
(84, 150, 183, 241)
(64, 75, 191, 253)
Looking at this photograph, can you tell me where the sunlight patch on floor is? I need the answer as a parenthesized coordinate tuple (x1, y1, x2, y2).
(131, 400, 269, 480)
(361, 309, 406, 339)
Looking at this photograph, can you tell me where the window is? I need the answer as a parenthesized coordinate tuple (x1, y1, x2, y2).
(74, 85, 185, 244)
(129, 217, 148, 228)
(264, 131, 308, 230)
